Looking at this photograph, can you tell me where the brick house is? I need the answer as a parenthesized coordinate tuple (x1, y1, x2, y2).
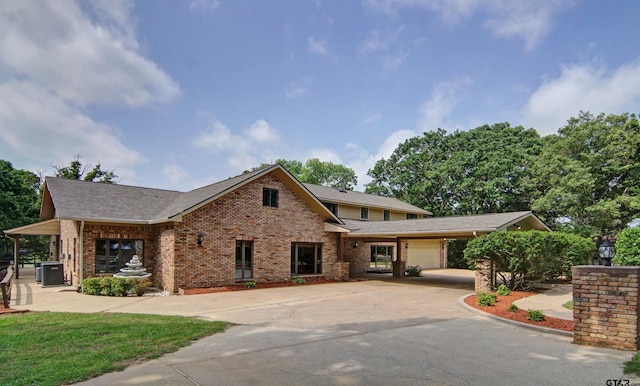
(5, 164, 549, 293)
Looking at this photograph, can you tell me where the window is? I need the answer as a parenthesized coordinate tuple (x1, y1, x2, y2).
(235, 241, 253, 280)
(262, 188, 278, 208)
(291, 243, 322, 275)
(324, 202, 339, 216)
(406, 213, 418, 219)
(371, 246, 393, 269)
(95, 239, 143, 273)
(384, 210, 390, 221)
(360, 207, 369, 220)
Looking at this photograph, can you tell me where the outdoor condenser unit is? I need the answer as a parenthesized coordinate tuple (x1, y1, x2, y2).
(41, 262, 65, 287)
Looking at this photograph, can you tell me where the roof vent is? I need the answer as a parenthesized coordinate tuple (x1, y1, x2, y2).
(333, 187, 348, 193)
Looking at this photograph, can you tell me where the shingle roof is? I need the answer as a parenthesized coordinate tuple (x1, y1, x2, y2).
(341, 211, 548, 236)
(44, 167, 269, 223)
(303, 184, 431, 215)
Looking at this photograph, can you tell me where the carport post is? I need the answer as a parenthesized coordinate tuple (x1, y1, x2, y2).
(13, 235, 19, 279)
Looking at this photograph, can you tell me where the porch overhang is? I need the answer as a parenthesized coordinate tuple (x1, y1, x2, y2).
(4, 219, 61, 236)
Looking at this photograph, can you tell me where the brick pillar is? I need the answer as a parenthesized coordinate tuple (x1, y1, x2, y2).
(572, 266, 640, 351)
(474, 259, 492, 293)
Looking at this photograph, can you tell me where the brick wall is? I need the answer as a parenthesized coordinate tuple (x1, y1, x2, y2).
(59, 220, 80, 285)
(81, 223, 158, 283)
(345, 240, 398, 276)
(172, 173, 341, 292)
(572, 266, 640, 351)
(475, 259, 492, 293)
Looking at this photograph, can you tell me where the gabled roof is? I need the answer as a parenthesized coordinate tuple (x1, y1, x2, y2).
(303, 184, 432, 215)
(37, 165, 341, 225)
(341, 211, 549, 238)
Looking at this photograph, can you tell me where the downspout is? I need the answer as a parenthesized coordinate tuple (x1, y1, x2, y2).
(78, 221, 85, 287)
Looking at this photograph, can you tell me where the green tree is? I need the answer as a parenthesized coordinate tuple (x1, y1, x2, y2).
(531, 112, 640, 235)
(366, 123, 542, 216)
(251, 158, 357, 190)
(614, 227, 640, 266)
(53, 155, 118, 183)
(0, 160, 41, 254)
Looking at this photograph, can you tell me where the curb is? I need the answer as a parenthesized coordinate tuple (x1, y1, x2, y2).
(458, 293, 573, 337)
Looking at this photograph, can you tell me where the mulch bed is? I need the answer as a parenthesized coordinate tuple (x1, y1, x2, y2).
(184, 277, 340, 295)
(464, 291, 573, 332)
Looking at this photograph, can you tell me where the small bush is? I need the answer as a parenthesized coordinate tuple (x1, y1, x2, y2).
(292, 278, 306, 285)
(562, 300, 573, 310)
(624, 352, 640, 376)
(244, 281, 257, 288)
(81, 277, 102, 295)
(82, 277, 148, 296)
(507, 303, 518, 312)
(496, 284, 511, 296)
(614, 227, 640, 266)
(477, 292, 497, 306)
(130, 279, 152, 296)
(527, 309, 545, 321)
(405, 265, 422, 277)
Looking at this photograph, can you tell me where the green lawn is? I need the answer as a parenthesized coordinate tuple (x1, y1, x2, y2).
(0, 312, 229, 386)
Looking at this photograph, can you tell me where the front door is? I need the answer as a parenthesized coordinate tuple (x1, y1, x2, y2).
(235, 241, 253, 279)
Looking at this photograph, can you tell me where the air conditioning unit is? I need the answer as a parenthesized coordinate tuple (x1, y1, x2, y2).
(41, 262, 65, 287)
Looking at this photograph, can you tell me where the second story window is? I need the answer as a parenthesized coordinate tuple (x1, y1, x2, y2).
(384, 210, 390, 221)
(406, 213, 418, 219)
(263, 188, 278, 208)
(324, 202, 339, 216)
(361, 207, 369, 220)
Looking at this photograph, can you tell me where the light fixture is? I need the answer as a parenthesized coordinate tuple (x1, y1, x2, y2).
(598, 236, 616, 266)
(197, 232, 205, 246)
(353, 241, 358, 248)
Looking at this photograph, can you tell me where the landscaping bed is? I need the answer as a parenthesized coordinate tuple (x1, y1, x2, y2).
(184, 277, 339, 295)
(464, 291, 573, 332)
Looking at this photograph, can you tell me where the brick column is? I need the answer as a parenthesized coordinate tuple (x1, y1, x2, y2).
(572, 266, 640, 351)
(474, 259, 492, 293)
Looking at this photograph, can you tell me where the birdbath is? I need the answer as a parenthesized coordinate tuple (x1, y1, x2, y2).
(113, 255, 151, 279)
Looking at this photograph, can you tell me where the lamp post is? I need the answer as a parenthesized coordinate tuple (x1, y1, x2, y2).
(598, 236, 616, 266)
(592, 236, 602, 265)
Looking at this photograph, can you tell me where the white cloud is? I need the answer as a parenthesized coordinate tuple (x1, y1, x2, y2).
(383, 52, 408, 69)
(364, 112, 381, 124)
(0, 1, 180, 184)
(521, 61, 640, 135)
(193, 117, 284, 172)
(163, 163, 190, 185)
(308, 36, 330, 57)
(418, 78, 472, 130)
(285, 82, 308, 98)
(308, 149, 343, 164)
(0, 2, 181, 107)
(0, 80, 145, 182)
(189, 0, 221, 11)
(345, 129, 417, 190)
(247, 120, 280, 143)
(362, 0, 576, 50)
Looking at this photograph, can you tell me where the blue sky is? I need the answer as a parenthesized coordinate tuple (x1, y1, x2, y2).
(1, 1, 639, 191)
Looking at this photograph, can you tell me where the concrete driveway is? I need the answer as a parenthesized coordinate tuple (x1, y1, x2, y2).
(11, 269, 633, 385)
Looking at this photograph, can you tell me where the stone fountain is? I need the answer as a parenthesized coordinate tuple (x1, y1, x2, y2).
(113, 255, 151, 279)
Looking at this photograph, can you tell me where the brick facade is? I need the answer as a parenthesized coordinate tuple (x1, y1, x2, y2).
(572, 266, 640, 351)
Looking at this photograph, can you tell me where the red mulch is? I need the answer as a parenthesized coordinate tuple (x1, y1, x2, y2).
(464, 291, 573, 332)
(184, 277, 339, 295)
(0, 304, 29, 315)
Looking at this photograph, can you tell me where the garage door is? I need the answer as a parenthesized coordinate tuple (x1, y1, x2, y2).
(407, 240, 440, 269)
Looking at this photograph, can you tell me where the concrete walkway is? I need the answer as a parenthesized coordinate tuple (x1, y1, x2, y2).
(8, 269, 634, 385)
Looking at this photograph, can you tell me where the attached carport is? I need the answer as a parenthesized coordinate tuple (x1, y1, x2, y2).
(340, 211, 550, 277)
(3, 219, 60, 278)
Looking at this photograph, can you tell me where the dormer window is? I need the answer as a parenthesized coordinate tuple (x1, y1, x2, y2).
(361, 207, 369, 220)
(263, 188, 278, 208)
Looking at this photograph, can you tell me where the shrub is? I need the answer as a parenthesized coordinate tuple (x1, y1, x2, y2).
(81, 277, 102, 295)
(477, 292, 497, 306)
(81, 277, 146, 296)
(527, 309, 545, 322)
(244, 281, 257, 288)
(624, 352, 640, 376)
(614, 227, 640, 266)
(496, 284, 511, 296)
(291, 278, 306, 285)
(405, 265, 422, 277)
(130, 279, 152, 296)
(507, 303, 518, 312)
(464, 230, 593, 290)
